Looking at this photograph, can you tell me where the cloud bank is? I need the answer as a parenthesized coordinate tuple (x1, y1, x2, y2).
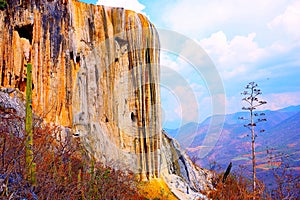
(158, 0, 300, 126)
(96, 0, 145, 14)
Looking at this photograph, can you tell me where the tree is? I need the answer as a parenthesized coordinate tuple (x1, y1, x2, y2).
(239, 82, 267, 199)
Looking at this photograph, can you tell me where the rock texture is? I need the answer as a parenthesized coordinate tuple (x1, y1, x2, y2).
(0, 0, 160, 180)
(161, 131, 213, 199)
(0, 89, 25, 137)
(0, 1, 213, 198)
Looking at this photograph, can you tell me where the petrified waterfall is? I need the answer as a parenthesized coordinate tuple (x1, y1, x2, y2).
(0, 2, 214, 199)
(0, 0, 161, 180)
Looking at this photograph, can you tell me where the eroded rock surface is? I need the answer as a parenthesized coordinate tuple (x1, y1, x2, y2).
(0, 1, 213, 198)
(161, 131, 213, 199)
(0, 0, 160, 180)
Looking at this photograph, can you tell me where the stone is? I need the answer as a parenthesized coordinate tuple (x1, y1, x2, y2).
(0, 0, 160, 181)
(0, 1, 213, 198)
(161, 131, 214, 199)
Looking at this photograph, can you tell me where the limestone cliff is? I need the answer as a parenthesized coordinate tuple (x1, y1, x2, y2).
(0, 0, 212, 198)
(0, 0, 160, 180)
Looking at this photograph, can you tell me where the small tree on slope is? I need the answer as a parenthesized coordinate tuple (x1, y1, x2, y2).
(239, 81, 267, 199)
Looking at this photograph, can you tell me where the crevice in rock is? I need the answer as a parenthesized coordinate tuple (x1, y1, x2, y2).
(76, 54, 80, 63)
(8, 72, 12, 85)
(15, 24, 33, 44)
(70, 51, 74, 60)
(88, 18, 94, 42)
(131, 112, 136, 122)
(178, 155, 191, 182)
(1, 62, 5, 86)
(70, 51, 80, 63)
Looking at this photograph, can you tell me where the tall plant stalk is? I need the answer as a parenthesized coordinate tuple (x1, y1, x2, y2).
(240, 82, 267, 199)
(25, 62, 36, 185)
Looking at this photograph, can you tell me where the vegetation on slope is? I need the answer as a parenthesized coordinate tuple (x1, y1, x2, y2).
(0, 0, 7, 10)
(0, 102, 144, 199)
(207, 162, 300, 199)
(0, 90, 179, 200)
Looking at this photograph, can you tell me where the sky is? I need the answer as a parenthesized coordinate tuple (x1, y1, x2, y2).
(81, 0, 300, 129)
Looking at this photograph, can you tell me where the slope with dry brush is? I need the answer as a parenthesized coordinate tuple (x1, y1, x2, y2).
(0, 98, 144, 199)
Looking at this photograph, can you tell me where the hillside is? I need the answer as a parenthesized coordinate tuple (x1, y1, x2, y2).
(165, 105, 300, 173)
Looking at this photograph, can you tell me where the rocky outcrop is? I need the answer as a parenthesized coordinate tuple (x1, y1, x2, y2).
(0, 0, 160, 180)
(161, 131, 213, 199)
(0, 1, 213, 198)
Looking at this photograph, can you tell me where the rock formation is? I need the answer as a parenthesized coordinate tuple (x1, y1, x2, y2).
(0, 0, 160, 181)
(0, 0, 212, 198)
(161, 131, 213, 199)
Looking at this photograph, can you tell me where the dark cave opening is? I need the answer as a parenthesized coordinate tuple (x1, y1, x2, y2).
(131, 112, 136, 122)
(15, 24, 33, 43)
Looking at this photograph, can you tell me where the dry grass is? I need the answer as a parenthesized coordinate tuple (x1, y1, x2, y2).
(0, 108, 144, 199)
(208, 172, 264, 200)
(207, 164, 300, 200)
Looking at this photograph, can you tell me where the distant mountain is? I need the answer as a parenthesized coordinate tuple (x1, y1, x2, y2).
(277, 105, 300, 113)
(266, 111, 300, 148)
(164, 105, 300, 175)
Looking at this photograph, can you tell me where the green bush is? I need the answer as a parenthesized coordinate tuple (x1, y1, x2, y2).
(0, 0, 7, 10)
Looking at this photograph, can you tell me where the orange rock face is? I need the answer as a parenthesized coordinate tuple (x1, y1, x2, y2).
(0, 0, 161, 180)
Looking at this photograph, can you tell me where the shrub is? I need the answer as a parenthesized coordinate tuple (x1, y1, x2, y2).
(0, 0, 7, 10)
(207, 162, 299, 200)
(209, 172, 260, 199)
(0, 108, 143, 199)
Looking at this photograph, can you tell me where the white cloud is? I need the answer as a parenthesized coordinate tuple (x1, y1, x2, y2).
(199, 31, 267, 80)
(153, 0, 300, 127)
(96, 0, 145, 14)
(226, 92, 300, 114)
(159, 0, 300, 93)
(268, 0, 300, 43)
(160, 52, 183, 72)
(264, 92, 300, 110)
(163, 0, 288, 39)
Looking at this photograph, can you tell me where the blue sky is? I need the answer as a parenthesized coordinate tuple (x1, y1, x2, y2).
(81, 0, 300, 129)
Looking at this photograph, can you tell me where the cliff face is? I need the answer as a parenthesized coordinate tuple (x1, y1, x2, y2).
(0, 1, 213, 198)
(161, 131, 213, 199)
(0, 0, 160, 180)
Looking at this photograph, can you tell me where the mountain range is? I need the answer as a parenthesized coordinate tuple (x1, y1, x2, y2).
(164, 105, 300, 177)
